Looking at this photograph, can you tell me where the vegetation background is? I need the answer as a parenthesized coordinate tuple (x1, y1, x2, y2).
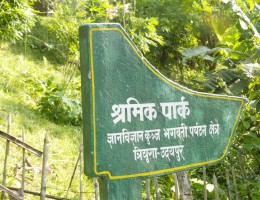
(0, 0, 259, 199)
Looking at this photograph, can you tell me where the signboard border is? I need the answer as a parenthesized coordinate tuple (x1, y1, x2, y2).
(87, 25, 245, 180)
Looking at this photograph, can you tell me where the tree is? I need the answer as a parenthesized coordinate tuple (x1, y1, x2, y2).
(0, 0, 35, 41)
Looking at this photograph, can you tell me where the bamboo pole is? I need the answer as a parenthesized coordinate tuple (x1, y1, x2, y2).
(213, 173, 219, 200)
(7, 186, 67, 200)
(231, 165, 239, 200)
(94, 178, 99, 200)
(1, 114, 11, 200)
(203, 166, 207, 200)
(0, 130, 42, 156)
(173, 173, 179, 200)
(79, 145, 83, 200)
(0, 185, 22, 200)
(21, 131, 26, 199)
(40, 133, 49, 200)
(122, 0, 126, 27)
(133, 0, 136, 14)
(176, 171, 193, 200)
(226, 169, 231, 200)
(154, 177, 161, 200)
(145, 179, 151, 200)
(66, 145, 82, 199)
(237, 151, 252, 200)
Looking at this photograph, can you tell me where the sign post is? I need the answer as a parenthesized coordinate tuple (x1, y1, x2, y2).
(99, 177, 142, 199)
(79, 23, 245, 199)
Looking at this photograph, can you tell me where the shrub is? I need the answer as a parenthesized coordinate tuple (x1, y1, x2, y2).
(0, 0, 35, 41)
(37, 77, 82, 126)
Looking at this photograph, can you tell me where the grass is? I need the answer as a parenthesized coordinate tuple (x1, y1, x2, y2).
(0, 42, 94, 199)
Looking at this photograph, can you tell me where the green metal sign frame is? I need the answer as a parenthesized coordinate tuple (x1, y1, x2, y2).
(79, 23, 245, 181)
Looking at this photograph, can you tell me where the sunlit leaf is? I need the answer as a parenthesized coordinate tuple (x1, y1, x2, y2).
(246, 0, 255, 11)
(181, 46, 210, 59)
(239, 19, 248, 30)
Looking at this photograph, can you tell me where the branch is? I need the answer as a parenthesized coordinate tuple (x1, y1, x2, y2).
(229, 0, 260, 38)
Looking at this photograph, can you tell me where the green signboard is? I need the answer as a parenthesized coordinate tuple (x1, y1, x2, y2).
(79, 23, 245, 181)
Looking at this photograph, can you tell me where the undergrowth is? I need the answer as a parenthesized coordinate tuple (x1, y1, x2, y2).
(0, 42, 94, 199)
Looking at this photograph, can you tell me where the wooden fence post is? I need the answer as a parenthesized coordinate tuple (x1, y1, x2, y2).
(237, 151, 252, 200)
(203, 166, 207, 200)
(173, 173, 179, 200)
(213, 173, 219, 200)
(1, 114, 11, 200)
(20, 131, 26, 199)
(94, 178, 99, 200)
(231, 165, 239, 200)
(66, 144, 82, 199)
(226, 169, 231, 200)
(40, 133, 49, 200)
(79, 144, 83, 200)
(176, 171, 193, 200)
(145, 179, 151, 200)
(154, 177, 161, 200)
(0, 185, 22, 200)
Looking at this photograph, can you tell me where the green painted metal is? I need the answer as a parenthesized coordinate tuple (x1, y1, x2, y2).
(99, 177, 142, 200)
(79, 23, 245, 183)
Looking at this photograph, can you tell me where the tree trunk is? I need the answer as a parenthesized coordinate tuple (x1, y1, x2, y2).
(176, 171, 193, 200)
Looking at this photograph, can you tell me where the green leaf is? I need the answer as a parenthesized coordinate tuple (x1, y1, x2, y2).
(239, 19, 248, 30)
(249, 90, 260, 100)
(203, 55, 214, 61)
(249, 99, 260, 108)
(246, 0, 255, 11)
(252, 193, 260, 200)
(252, 138, 260, 149)
(242, 120, 250, 129)
(181, 46, 210, 59)
(243, 63, 260, 77)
